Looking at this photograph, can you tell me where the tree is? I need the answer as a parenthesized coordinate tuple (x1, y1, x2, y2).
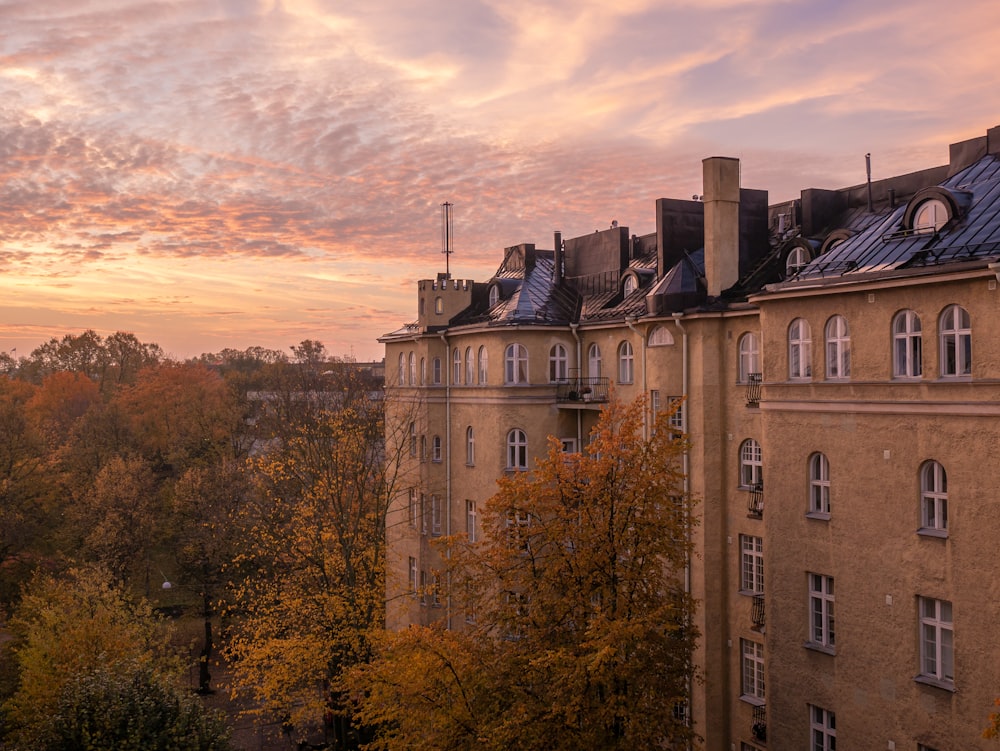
(351, 397, 699, 750)
(224, 387, 409, 743)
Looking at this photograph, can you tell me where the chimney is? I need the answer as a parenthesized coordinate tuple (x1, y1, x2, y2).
(703, 156, 740, 297)
(554, 231, 563, 285)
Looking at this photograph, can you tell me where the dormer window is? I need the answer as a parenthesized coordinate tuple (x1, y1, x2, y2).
(489, 285, 500, 307)
(900, 187, 966, 237)
(913, 199, 949, 234)
(785, 246, 811, 276)
(623, 274, 638, 297)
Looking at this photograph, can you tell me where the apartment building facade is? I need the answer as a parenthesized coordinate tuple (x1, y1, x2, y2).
(381, 126, 1000, 750)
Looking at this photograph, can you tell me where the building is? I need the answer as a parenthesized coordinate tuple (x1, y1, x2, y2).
(380, 125, 1000, 750)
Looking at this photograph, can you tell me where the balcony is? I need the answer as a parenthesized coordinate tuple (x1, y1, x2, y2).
(751, 594, 765, 630)
(747, 484, 764, 518)
(555, 376, 610, 406)
(751, 704, 766, 743)
(745, 373, 762, 407)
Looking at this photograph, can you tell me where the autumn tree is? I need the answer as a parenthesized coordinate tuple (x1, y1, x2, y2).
(351, 397, 699, 751)
(225, 386, 410, 743)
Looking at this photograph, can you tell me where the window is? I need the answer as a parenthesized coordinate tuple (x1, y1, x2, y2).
(738, 332, 760, 383)
(914, 198, 949, 234)
(919, 460, 947, 535)
(407, 488, 416, 527)
(788, 318, 812, 379)
(465, 347, 474, 385)
(434, 296, 443, 314)
(420, 357, 426, 385)
(741, 639, 765, 700)
(808, 452, 830, 516)
(739, 439, 762, 488)
(808, 573, 835, 650)
(648, 325, 674, 347)
(408, 556, 417, 594)
(588, 343, 602, 378)
(506, 429, 527, 470)
(549, 344, 568, 382)
(431, 435, 442, 463)
(466, 500, 477, 542)
(453, 348, 461, 384)
(618, 341, 634, 384)
(919, 597, 954, 685)
(824, 315, 850, 379)
(420, 493, 427, 535)
(504, 343, 528, 384)
(408, 352, 416, 385)
(809, 705, 836, 751)
(432, 357, 442, 384)
(505, 509, 531, 552)
(650, 389, 660, 418)
(892, 309, 922, 378)
(740, 535, 764, 594)
(397, 353, 405, 385)
(623, 274, 637, 297)
(488, 284, 499, 307)
(560, 438, 577, 453)
(478, 345, 488, 385)
(419, 435, 427, 462)
(430, 495, 442, 536)
(419, 570, 427, 605)
(939, 304, 971, 377)
(408, 422, 416, 457)
(668, 396, 685, 434)
(786, 245, 810, 276)
(465, 426, 475, 466)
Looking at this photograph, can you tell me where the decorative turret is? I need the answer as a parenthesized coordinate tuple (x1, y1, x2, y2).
(416, 274, 474, 329)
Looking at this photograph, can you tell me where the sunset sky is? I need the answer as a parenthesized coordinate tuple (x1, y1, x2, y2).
(2, 0, 999, 361)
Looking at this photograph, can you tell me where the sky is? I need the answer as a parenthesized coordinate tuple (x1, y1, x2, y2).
(2, 0, 999, 362)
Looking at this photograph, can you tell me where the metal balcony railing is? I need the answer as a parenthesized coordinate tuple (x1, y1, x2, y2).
(555, 376, 610, 404)
(751, 593, 765, 630)
(747, 483, 764, 518)
(745, 373, 762, 407)
(751, 704, 766, 742)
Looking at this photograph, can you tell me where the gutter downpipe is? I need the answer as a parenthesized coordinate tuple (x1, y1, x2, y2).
(625, 316, 647, 439)
(672, 312, 692, 748)
(570, 322, 583, 447)
(439, 332, 453, 629)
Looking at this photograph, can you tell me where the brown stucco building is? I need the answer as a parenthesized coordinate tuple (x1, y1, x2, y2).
(380, 126, 1000, 750)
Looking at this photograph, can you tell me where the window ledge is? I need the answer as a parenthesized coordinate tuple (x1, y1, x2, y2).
(739, 695, 766, 707)
(936, 375, 972, 383)
(914, 674, 956, 692)
(738, 589, 764, 598)
(803, 642, 836, 656)
(917, 527, 948, 539)
(806, 511, 831, 521)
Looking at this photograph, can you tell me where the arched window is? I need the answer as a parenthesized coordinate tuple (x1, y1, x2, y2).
(506, 429, 527, 470)
(825, 315, 850, 379)
(408, 352, 416, 385)
(465, 347, 474, 385)
(809, 453, 830, 516)
(432, 357, 442, 385)
(549, 344, 568, 382)
(435, 297, 443, 314)
(913, 199, 949, 234)
(489, 285, 500, 307)
(788, 318, 812, 379)
(420, 357, 426, 385)
(786, 246, 810, 276)
(466, 426, 475, 466)
(419, 435, 427, 462)
(618, 341, 634, 383)
(409, 422, 416, 457)
(432, 435, 442, 463)
(892, 310, 922, 378)
(920, 460, 947, 534)
(623, 275, 638, 297)
(504, 343, 528, 384)
(939, 305, 971, 377)
(739, 439, 762, 488)
(397, 353, 405, 386)
(588, 343, 602, 378)
(478, 346, 488, 385)
(453, 348, 462, 384)
(648, 326, 674, 347)
(738, 332, 760, 383)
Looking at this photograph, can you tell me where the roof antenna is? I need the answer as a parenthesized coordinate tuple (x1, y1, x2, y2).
(441, 202, 454, 280)
(865, 153, 873, 213)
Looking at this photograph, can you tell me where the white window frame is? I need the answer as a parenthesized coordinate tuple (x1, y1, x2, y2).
(738, 332, 760, 384)
(504, 343, 528, 385)
(788, 318, 812, 379)
(648, 325, 674, 347)
(506, 428, 527, 471)
(432, 357, 442, 385)
(465, 346, 474, 385)
(408, 422, 416, 457)
(809, 705, 836, 751)
(740, 534, 763, 594)
(919, 596, 954, 685)
(892, 309, 922, 378)
(453, 348, 462, 385)
(939, 304, 971, 377)
(741, 638, 765, 700)
(919, 460, 948, 536)
(466, 499, 477, 543)
(739, 439, 762, 488)
(808, 573, 835, 650)
(407, 488, 417, 528)
(786, 245, 810, 276)
(408, 352, 416, 385)
(914, 198, 949, 233)
(588, 343, 602, 378)
(478, 345, 488, 385)
(430, 494, 442, 536)
(808, 452, 830, 517)
(824, 315, 850, 379)
(420, 357, 426, 385)
(488, 284, 499, 307)
(431, 435, 442, 463)
(397, 353, 405, 386)
(618, 341, 635, 384)
(408, 556, 417, 594)
(623, 274, 638, 297)
(549, 343, 568, 382)
(465, 426, 475, 466)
